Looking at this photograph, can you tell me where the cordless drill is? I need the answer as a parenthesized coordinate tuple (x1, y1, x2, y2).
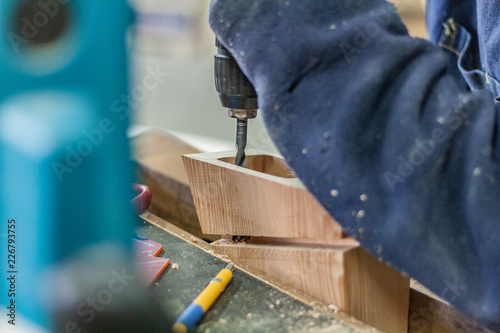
(214, 38, 258, 167)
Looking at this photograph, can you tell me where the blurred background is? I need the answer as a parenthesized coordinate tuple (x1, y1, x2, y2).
(129, 0, 427, 153)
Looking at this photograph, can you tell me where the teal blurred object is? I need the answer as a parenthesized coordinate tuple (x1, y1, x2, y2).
(0, 1, 134, 329)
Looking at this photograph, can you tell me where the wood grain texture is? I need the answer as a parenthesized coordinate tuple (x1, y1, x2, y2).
(215, 239, 409, 333)
(344, 247, 410, 333)
(408, 281, 494, 333)
(183, 150, 344, 240)
(132, 130, 217, 241)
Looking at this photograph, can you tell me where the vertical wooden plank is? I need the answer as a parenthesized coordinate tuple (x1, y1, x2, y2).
(344, 247, 410, 333)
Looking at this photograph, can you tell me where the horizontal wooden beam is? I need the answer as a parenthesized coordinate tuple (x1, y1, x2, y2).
(214, 239, 410, 333)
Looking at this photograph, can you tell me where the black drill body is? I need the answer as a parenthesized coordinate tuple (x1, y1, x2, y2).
(214, 39, 258, 167)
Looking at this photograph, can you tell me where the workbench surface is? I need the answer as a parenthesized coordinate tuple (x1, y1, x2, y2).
(136, 219, 369, 333)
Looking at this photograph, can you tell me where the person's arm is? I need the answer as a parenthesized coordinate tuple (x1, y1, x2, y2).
(210, 0, 500, 329)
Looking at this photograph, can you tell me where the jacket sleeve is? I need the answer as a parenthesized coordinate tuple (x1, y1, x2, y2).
(209, 0, 500, 328)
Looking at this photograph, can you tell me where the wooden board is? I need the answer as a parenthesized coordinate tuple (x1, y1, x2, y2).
(132, 130, 217, 241)
(214, 238, 410, 333)
(408, 281, 495, 333)
(343, 246, 410, 333)
(183, 150, 344, 240)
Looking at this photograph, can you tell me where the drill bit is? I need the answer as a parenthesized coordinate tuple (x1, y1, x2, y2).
(234, 118, 247, 167)
(233, 116, 249, 242)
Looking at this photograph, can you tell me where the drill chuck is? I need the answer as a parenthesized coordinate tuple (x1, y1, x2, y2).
(214, 38, 257, 168)
(214, 38, 258, 119)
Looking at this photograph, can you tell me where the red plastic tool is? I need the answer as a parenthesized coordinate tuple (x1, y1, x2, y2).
(132, 184, 152, 215)
(133, 235, 170, 286)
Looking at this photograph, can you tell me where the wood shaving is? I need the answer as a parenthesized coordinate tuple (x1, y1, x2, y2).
(171, 263, 180, 270)
(190, 236, 198, 243)
(328, 304, 339, 312)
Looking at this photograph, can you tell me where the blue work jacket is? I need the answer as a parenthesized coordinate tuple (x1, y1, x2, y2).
(210, 1, 500, 329)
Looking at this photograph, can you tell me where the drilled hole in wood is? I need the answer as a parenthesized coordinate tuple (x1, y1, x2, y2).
(219, 154, 296, 178)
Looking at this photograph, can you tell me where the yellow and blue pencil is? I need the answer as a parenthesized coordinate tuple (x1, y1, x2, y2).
(172, 264, 235, 333)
